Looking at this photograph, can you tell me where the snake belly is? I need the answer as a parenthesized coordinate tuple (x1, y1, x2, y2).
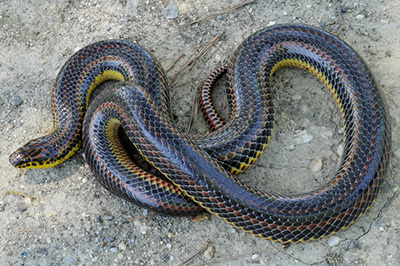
(10, 24, 391, 243)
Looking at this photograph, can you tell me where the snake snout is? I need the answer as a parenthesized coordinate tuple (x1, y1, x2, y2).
(9, 148, 30, 168)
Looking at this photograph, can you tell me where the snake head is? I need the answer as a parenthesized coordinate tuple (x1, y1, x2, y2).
(9, 138, 59, 169)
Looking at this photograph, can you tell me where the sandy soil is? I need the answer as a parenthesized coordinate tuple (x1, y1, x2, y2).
(1, 0, 399, 265)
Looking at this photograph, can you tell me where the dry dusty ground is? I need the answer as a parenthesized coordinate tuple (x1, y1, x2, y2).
(1, 0, 400, 265)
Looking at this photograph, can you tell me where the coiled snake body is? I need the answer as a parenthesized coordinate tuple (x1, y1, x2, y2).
(9, 25, 391, 243)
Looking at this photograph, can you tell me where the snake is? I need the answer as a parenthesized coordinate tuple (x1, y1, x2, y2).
(9, 24, 391, 243)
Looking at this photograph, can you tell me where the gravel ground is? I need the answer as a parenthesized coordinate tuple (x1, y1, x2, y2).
(1, 0, 400, 265)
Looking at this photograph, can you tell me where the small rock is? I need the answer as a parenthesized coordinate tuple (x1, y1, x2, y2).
(310, 158, 323, 173)
(328, 235, 341, 247)
(140, 225, 148, 235)
(320, 130, 333, 139)
(118, 243, 127, 251)
(267, 21, 276, 26)
(294, 130, 313, 144)
(380, 19, 389, 24)
(204, 245, 214, 260)
(166, 243, 172, 249)
(282, 11, 287, 16)
(391, 220, 396, 228)
(65, 256, 74, 264)
(393, 149, 400, 158)
(0, 203, 5, 212)
(17, 206, 27, 213)
(110, 247, 118, 253)
(356, 14, 365, 20)
(19, 251, 30, 259)
(162, 3, 179, 19)
(337, 144, 344, 157)
(81, 177, 88, 183)
(103, 214, 114, 221)
(160, 253, 170, 262)
(11, 96, 23, 107)
(92, 214, 102, 223)
(379, 226, 385, 232)
(251, 253, 260, 260)
(37, 248, 48, 255)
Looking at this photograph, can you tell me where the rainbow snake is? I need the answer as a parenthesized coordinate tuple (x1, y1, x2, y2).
(9, 25, 391, 243)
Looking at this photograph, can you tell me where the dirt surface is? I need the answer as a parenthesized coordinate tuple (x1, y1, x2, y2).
(1, 0, 399, 265)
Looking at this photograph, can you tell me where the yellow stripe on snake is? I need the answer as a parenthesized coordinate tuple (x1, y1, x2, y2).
(9, 25, 391, 243)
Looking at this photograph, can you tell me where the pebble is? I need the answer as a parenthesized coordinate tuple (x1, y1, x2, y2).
(336, 144, 344, 157)
(160, 253, 170, 262)
(393, 149, 400, 158)
(110, 247, 118, 253)
(204, 245, 214, 259)
(37, 248, 48, 255)
(380, 19, 389, 24)
(92, 214, 102, 223)
(11, 96, 23, 107)
(166, 243, 172, 249)
(0, 202, 5, 212)
(294, 130, 313, 144)
(65, 256, 74, 264)
(356, 14, 365, 20)
(310, 158, 323, 173)
(103, 214, 114, 221)
(379, 226, 385, 232)
(251, 253, 260, 260)
(162, 3, 179, 19)
(267, 21, 276, 26)
(118, 243, 127, 251)
(17, 206, 28, 213)
(327, 235, 341, 247)
(140, 225, 148, 234)
(81, 177, 88, 183)
(391, 220, 396, 228)
(320, 130, 333, 139)
(19, 251, 30, 259)
(282, 11, 288, 16)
